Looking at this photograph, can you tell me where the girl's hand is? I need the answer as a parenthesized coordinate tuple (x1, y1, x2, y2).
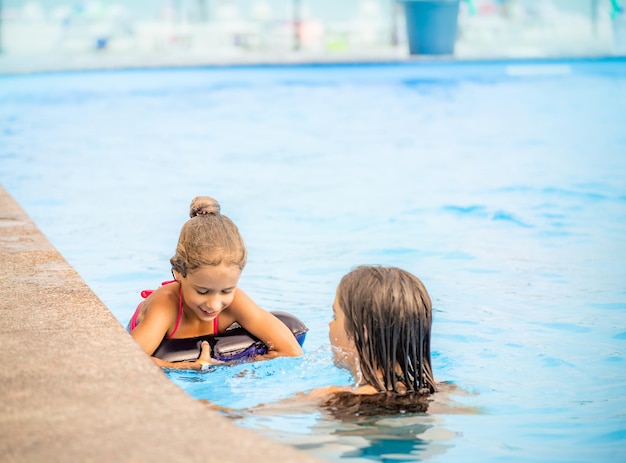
(152, 341, 225, 371)
(196, 341, 224, 370)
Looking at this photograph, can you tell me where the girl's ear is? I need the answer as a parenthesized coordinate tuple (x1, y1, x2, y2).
(172, 269, 181, 281)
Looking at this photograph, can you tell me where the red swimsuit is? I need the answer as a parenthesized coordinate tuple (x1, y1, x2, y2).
(128, 280, 218, 337)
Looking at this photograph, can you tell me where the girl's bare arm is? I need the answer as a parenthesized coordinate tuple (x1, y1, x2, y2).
(225, 289, 303, 357)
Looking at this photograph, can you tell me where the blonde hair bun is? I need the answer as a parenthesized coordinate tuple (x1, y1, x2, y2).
(189, 196, 220, 218)
(172, 195, 247, 275)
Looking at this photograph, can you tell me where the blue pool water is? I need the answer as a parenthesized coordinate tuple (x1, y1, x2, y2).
(1, 58, 625, 462)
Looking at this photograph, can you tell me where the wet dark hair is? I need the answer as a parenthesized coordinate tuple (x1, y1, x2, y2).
(322, 391, 430, 419)
(170, 196, 247, 277)
(336, 265, 436, 395)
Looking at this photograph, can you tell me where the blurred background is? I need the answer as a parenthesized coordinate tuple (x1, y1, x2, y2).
(0, 0, 625, 71)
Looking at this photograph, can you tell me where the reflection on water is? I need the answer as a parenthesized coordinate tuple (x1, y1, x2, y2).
(233, 402, 455, 462)
(328, 418, 452, 463)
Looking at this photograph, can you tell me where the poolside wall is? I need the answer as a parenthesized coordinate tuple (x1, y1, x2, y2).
(0, 185, 323, 463)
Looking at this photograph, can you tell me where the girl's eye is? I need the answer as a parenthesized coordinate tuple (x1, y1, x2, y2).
(196, 289, 210, 295)
(221, 289, 233, 294)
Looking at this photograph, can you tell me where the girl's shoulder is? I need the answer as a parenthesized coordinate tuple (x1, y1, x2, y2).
(308, 383, 380, 399)
(310, 382, 479, 417)
(427, 381, 481, 415)
(307, 385, 354, 399)
(141, 282, 181, 321)
(150, 280, 180, 302)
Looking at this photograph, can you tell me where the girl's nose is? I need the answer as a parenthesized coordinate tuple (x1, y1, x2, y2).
(206, 295, 224, 311)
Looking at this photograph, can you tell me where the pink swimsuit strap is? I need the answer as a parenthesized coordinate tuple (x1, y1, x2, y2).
(129, 280, 178, 334)
(168, 284, 220, 338)
(166, 283, 184, 338)
(130, 279, 219, 337)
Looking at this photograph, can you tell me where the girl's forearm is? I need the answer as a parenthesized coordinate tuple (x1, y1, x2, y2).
(152, 357, 212, 371)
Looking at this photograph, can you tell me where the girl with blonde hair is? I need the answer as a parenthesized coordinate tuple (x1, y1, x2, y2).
(129, 196, 302, 370)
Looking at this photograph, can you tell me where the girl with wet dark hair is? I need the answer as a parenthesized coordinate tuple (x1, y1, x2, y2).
(321, 265, 437, 415)
(208, 265, 445, 416)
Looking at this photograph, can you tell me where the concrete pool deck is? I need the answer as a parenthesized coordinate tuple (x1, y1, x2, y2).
(0, 185, 323, 462)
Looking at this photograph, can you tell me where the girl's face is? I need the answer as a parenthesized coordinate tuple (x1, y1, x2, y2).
(179, 264, 241, 322)
(329, 292, 357, 372)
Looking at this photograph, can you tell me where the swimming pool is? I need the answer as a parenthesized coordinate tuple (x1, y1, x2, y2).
(1, 58, 625, 462)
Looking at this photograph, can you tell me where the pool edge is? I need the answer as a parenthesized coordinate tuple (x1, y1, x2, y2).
(1, 51, 624, 77)
(0, 185, 323, 463)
